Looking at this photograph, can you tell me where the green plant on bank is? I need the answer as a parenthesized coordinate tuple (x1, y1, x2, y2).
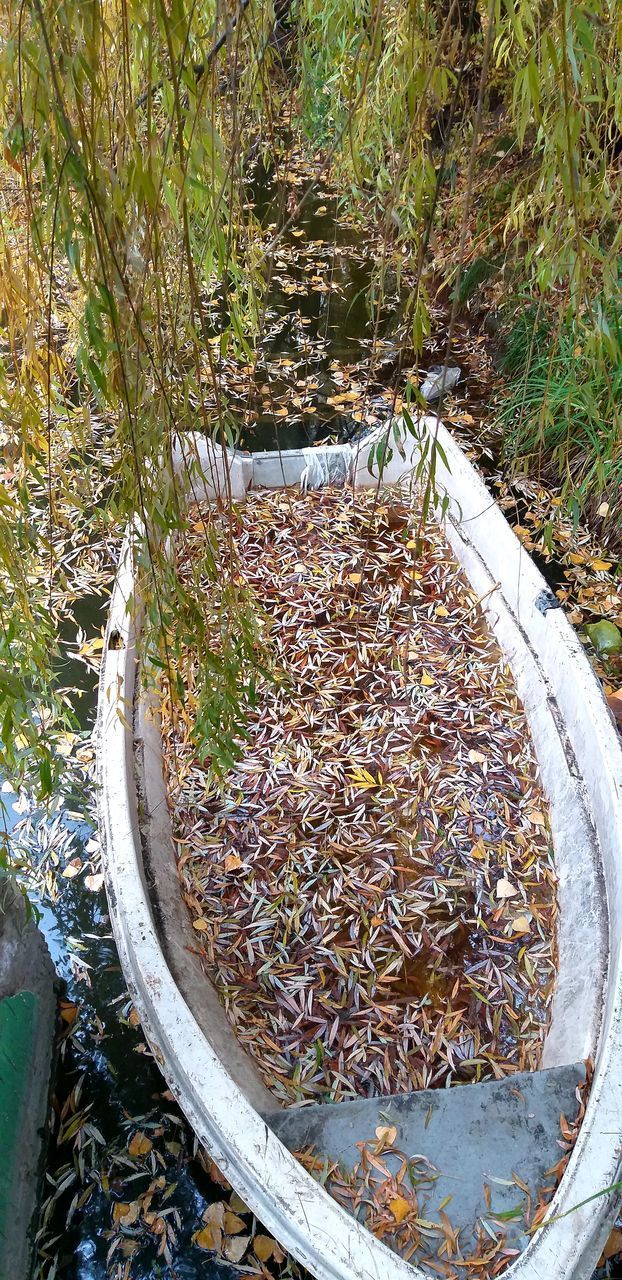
(0, 0, 621, 796)
(498, 295, 622, 525)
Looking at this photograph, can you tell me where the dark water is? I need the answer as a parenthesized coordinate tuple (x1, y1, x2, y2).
(17, 165, 619, 1279)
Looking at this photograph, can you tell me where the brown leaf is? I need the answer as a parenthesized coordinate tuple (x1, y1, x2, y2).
(223, 1234, 250, 1263)
(600, 1228, 622, 1263)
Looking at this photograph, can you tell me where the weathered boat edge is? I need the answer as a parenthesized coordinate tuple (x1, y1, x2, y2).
(97, 419, 622, 1280)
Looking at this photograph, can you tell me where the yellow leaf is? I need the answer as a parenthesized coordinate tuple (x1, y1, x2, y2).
(195, 1225, 218, 1251)
(62, 859, 82, 879)
(193, 918, 209, 932)
(513, 915, 531, 934)
(128, 1131, 152, 1157)
(224, 1212, 246, 1235)
(224, 853, 243, 872)
(590, 558, 611, 572)
(253, 1234, 275, 1262)
(347, 572, 362, 584)
(389, 1195, 411, 1224)
(114, 1200, 141, 1226)
(421, 671, 435, 687)
(435, 605, 449, 618)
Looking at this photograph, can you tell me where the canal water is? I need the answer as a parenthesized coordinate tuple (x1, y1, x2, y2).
(11, 163, 619, 1279)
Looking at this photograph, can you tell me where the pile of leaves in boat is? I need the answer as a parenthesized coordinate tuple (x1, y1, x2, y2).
(162, 486, 557, 1105)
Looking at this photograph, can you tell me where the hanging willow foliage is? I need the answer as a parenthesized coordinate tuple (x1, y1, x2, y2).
(0, 0, 620, 795)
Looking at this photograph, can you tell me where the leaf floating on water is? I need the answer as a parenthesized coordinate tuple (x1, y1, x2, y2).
(62, 858, 82, 879)
(223, 1234, 250, 1263)
(194, 1225, 219, 1251)
(128, 1131, 152, 1157)
(223, 1211, 246, 1234)
(253, 1234, 276, 1262)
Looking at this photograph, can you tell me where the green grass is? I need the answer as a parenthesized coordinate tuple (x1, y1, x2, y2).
(497, 299, 622, 531)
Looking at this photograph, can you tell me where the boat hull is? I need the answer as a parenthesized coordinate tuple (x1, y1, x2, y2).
(97, 418, 622, 1280)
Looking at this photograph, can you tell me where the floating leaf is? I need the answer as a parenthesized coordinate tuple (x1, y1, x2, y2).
(253, 1234, 276, 1262)
(128, 1131, 152, 1157)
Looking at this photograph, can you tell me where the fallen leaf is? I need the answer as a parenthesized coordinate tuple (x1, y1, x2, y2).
(224, 1211, 246, 1235)
(193, 918, 209, 931)
(513, 916, 531, 934)
(600, 1228, 622, 1263)
(115, 1200, 141, 1227)
(62, 858, 82, 879)
(496, 878, 518, 900)
(223, 1234, 250, 1263)
(253, 1234, 275, 1262)
(59, 1001, 78, 1024)
(195, 1225, 219, 1251)
(590, 558, 612, 572)
(607, 689, 622, 727)
(347, 572, 362, 584)
(528, 810, 546, 826)
(84, 873, 104, 893)
(421, 671, 435, 687)
(224, 853, 243, 872)
(389, 1195, 411, 1224)
(128, 1131, 152, 1157)
(203, 1201, 226, 1228)
(375, 1124, 397, 1148)
(468, 750, 486, 764)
